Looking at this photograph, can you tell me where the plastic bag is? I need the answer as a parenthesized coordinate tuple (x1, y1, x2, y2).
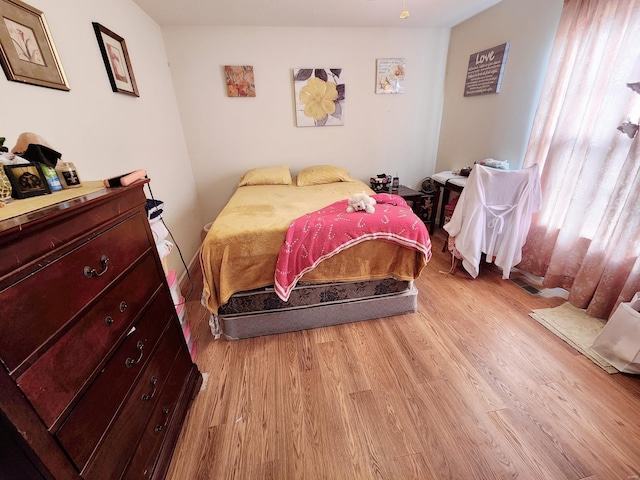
(591, 292, 640, 374)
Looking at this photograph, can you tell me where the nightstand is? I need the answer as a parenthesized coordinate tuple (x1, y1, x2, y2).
(391, 185, 439, 234)
(395, 185, 424, 215)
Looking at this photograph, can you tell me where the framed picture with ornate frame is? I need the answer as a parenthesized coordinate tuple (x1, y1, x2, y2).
(92, 22, 139, 97)
(4, 163, 51, 198)
(0, 0, 69, 90)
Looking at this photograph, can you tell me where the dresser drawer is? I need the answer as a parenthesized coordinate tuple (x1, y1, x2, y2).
(0, 184, 147, 279)
(16, 252, 165, 429)
(81, 323, 184, 480)
(0, 211, 152, 374)
(55, 292, 174, 470)
(122, 344, 194, 480)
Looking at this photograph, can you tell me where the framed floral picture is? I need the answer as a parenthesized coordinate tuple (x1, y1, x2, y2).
(376, 58, 405, 94)
(293, 68, 345, 127)
(0, 0, 69, 90)
(224, 65, 256, 97)
(92, 22, 139, 97)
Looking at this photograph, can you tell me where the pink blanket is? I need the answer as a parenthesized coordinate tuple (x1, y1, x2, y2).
(274, 193, 432, 301)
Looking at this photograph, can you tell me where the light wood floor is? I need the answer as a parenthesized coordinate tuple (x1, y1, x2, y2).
(167, 230, 640, 480)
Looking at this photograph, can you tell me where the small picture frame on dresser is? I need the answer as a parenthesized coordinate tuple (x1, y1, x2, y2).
(4, 163, 51, 198)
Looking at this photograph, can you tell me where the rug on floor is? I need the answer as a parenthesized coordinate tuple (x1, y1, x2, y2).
(530, 302, 618, 374)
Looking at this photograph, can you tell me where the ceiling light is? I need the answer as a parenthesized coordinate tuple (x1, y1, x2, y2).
(400, 0, 409, 19)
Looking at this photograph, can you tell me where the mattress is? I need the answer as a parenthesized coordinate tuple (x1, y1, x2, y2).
(219, 277, 412, 315)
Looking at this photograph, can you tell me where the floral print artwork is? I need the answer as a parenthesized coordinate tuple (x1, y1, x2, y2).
(376, 58, 405, 94)
(224, 66, 256, 97)
(4, 18, 44, 66)
(294, 68, 345, 127)
(106, 43, 128, 84)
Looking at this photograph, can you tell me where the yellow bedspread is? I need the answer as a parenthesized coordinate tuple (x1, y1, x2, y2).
(200, 180, 428, 313)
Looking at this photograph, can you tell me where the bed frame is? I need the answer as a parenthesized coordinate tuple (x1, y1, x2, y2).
(209, 278, 417, 340)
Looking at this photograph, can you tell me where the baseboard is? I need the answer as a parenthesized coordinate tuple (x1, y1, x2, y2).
(178, 250, 200, 293)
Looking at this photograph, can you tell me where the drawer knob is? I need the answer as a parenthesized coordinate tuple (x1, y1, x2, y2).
(119, 300, 127, 313)
(105, 316, 114, 326)
(125, 341, 144, 368)
(83, 255, 110, 278)
(141, 376, 158, 403)
(155, 406, 170, 433)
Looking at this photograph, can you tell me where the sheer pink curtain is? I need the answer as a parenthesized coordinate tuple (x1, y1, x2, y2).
(519, 0, 640, 319)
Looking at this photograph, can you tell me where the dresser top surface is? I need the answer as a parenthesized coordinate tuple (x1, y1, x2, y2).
(0, 180, 152, 236)
(0, 181, 107, 223)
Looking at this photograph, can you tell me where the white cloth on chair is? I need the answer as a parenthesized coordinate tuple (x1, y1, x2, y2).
(443, 164, 541, 279)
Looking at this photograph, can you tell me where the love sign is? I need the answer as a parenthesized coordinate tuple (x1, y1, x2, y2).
(464, 43, 510, 97)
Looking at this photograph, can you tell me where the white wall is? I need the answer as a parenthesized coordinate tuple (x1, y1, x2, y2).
(162, 26, 450, 224)
(0, 0, 202, 275)
(1, 0, 563, 279)
(436, 0, 563, 172)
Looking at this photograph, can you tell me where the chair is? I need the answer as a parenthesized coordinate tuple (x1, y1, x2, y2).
(443, 164, 541, 279)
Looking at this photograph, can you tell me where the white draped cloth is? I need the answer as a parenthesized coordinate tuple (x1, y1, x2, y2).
(443, 164, 541, 279)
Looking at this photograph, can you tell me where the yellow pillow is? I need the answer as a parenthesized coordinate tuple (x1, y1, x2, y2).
(238, 165, 292, 186)
(296, 165, 353, 186)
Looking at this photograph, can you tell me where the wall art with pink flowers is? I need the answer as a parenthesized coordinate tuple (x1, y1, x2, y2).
(224, 65, 256, 97)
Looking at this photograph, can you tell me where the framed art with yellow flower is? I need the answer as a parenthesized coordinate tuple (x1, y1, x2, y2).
(0, 0, 69, 90)
(293, 68, 344, 127)
(224, 65, 256, 97)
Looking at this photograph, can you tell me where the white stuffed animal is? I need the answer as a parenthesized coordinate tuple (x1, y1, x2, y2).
(346, 191, 376, 214)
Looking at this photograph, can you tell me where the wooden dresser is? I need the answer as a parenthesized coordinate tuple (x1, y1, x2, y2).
(0, 180, 202, 480)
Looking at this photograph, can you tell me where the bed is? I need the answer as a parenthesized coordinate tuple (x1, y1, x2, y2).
(200, 165, 432, 340)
